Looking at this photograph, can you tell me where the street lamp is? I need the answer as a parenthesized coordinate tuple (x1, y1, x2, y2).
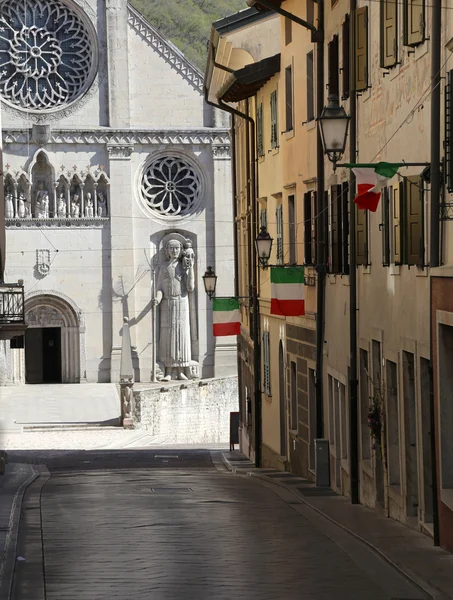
(318, 95, 350, 167)
(255, 226, 273, 268)
(202, 266, 217, 299)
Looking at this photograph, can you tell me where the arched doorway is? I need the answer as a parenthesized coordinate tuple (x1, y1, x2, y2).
(24, 293, 82, 383)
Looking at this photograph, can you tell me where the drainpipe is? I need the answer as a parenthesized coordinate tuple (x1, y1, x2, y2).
(429, 284, 440, 545)
(429, 0, 441, 267)
(315, 0, 325, 440)
(349, 0, 359, 505)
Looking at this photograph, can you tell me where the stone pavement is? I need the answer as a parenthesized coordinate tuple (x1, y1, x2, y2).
(222, 451, 453, 600)
(2, 449, 431, 600)
(0, 384, 121, 431)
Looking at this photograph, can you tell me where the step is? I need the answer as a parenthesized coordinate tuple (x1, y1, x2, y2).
(22, 423, 122, 432)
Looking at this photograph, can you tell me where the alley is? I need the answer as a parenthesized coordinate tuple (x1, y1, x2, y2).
(8, 449, 427, 600)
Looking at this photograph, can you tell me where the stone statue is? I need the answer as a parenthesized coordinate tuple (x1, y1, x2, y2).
(4, 193, 14, 218)
(57, 194, 66, 218)
(85, 192, 94, 217)
(18, 192, 30, 218)
(97, 192, 107, 217)
(34, 181, 49, 218)
(154, 237, 195, 381)
(71, 194, 80, 218)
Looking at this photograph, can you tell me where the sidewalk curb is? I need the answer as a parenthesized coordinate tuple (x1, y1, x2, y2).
(0, 464, 40, 600)
(221, 453, 444, 600)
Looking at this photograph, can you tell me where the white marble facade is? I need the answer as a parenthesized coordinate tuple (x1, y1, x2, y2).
(0, 0, 237, 384)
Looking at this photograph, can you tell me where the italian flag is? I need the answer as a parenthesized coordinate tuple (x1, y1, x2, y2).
(270, 267, 305, 316)
(213, 297, 241, 336)
(350, 163, 402, 212)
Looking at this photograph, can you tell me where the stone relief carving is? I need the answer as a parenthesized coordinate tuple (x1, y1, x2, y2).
(212, 145, 231, 159)
(153, 234, 198, 381)
(0, 0, 98, 113)
(27, 306, 64, 327)
(107, 145, 134, 159)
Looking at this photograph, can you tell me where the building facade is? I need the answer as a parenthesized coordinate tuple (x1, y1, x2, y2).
(0, 0, 237, 386)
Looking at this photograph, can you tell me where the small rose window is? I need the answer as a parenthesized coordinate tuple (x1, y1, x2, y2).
(140, 156, 202, 218)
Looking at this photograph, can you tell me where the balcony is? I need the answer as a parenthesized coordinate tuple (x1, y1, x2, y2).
(0, 282, 26, 341)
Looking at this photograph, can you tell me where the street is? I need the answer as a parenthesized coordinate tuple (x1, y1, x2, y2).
(6, 449, 427, 600)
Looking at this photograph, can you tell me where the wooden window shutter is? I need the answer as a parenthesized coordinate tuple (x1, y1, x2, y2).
(257, 103, 264, 156)
(404, 0, 425, 47)
(381, 0, 398, 68)
(285, 66, 293, 131)
(330, 185, 340, 273)
(328, 35, 339, 98)
(355, 7, 368, 91)
(381, 187, 391, 266)
(392, 183, 403, 264)
(312, 191, 317, 265)
(304, 192, 312, 265)
(342, 16, 350, 100)
(270, 91, 278, 148)
(306, 51, 315, 122)
(341, 181, 349, 274)
(405, 176, 424, 266)
(276, 204, 283, 264)
(355, 204, 368, 265)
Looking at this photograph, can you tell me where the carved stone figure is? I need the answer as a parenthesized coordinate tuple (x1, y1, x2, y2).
(57, 194, 66, 218)
(18, 195, 26, 218)
(4, 193, 14, 218)
(71, 194, 80, 218)
(154, 237, 195, 381)
(85, 192, 94, 217)
(97, 192, 107, 217)
(34, 181, 49, 218)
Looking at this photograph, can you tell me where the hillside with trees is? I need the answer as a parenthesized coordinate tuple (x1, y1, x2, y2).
(130, 0, 246, 70)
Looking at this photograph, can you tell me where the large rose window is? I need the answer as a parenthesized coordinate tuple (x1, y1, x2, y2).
(0, 0, 97, 111)
(140, 156, 203, 219)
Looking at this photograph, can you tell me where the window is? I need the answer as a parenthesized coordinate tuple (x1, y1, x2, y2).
(329, 184, 349, 274)
(381, 0, 398, 68)
(285, 65, 293, 132)
(10, 335, 24, 349)
(359, 349, 371, 459)
(263, 331, 271, 396)
(381, 187, 391, 266)
(356, 203, 369, 266)
(386, 359, 401, 486)
(260, 207, 267, 229)
(288, 195, 296, 265)
(306, 51, 315, 122)
(276, 204, 283, 264)
(391, 177, 424, 266)
(328, 35, 339, 98)
(355, 7, 368, 91)
(342, 16, 350, 100)
(290, 361, 297, 430)
(257, 103, 264, 157)
(307, 0, 315, 25)
(270, 90, 278, 149)
(304, 191, 317, 265)
(285, 17, 292, 45)
(403, 0, 425, 47)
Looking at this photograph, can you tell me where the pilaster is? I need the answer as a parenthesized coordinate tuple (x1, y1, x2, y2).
(108, 144, 136, 381)
(105, 0, 131, 127)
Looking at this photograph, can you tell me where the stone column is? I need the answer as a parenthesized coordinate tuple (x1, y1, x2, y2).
(212, 143, 237, 377)
(105, 0, 130, 127)
(108, 144, 135, 381)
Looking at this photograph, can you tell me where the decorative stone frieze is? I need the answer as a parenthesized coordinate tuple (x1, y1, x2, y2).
(107, 144, 134, 159)
(212, 145, 231, 160)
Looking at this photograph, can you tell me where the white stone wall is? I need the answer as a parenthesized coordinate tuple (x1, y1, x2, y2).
(133, 376, 239, 444)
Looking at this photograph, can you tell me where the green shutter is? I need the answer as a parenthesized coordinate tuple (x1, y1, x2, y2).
(405, 176, 424, 266)
(270, 91, 278, 149)
(356, 204, 368, 265)
(405, 0, 425, 47)
(257, 104, 264, 157)
(355, 7, 368, 91)
(276, 205, 283, 264)
(381, 0, 398, 68)
(381, 187, 391, 266)
(330, 185, 339, 273)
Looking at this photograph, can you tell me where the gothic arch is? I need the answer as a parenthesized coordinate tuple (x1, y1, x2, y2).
(24, 291, 86, 383)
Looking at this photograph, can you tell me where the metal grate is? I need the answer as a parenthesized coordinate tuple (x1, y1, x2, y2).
(0, 284, 25, 324)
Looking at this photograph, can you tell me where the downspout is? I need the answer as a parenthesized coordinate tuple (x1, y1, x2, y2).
(429, 0, 441, 267)
(206, 87, 262, 468)
(315, 0, 325, 440)
(429, 283, 440, 545)
(349, 0, 359, 505)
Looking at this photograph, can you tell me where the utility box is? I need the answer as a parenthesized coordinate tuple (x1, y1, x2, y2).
(314, 439, 330, 487)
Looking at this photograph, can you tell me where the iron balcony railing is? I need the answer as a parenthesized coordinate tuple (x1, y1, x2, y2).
(0, 283, 25, 324)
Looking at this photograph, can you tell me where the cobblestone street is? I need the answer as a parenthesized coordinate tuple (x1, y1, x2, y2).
(5, 449, 428, 600)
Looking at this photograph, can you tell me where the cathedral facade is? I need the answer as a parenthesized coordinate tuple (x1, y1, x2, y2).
(0, 0, 236, 385)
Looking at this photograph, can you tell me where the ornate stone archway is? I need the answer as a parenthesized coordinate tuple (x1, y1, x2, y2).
(25, 291, 85, 383)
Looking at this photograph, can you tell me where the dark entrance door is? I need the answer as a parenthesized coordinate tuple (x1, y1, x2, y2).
(25, 327, 62, 384)
(279, 341, 287, 458)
